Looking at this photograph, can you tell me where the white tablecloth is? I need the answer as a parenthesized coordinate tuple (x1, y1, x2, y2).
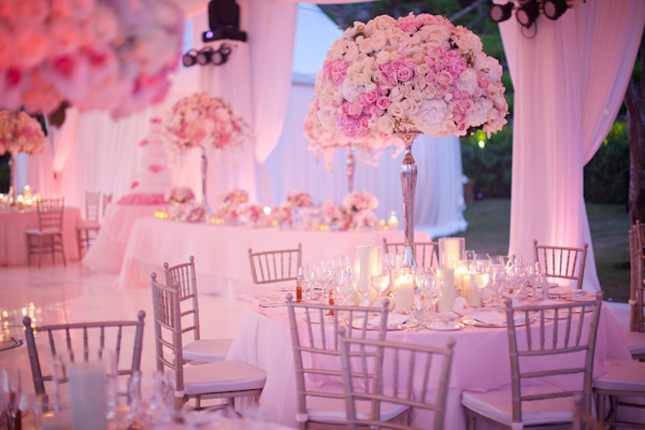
(227, 300, 631, 429)
(0, 207, 82, 266)
(116, 218, 430, 296)
(83, 203, 168, 274)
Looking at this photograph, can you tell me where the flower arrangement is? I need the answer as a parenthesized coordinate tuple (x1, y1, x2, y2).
(166, 93, 251, 153)
(286, 191, 313, 208)
(217, 189, 249, 222)
(164, 187, 195, 204)
(0, 0, 184, 119)
(270, 203, 292, 226)
(183, 201, 205, 223)
(341, 191, 378, 212)
(245, 203, 268, 226)
(221, 189, 249, 205)
(0, 110, 45, 155)
(315, 13, 507, 139)
(321, 199, 343, 224)
(353, 209, 377, 229)
(304, 99, 403, 172)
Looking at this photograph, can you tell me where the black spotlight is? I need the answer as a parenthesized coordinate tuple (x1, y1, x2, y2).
(203, 0, 247, 43)
(489, 2, 514, 23)
(543, 0, 568, 20)
(182, 49, 198, 67)
(196, 47, 214, 65)
(212, 44, 232, 66)
(516, 0, 540, 28)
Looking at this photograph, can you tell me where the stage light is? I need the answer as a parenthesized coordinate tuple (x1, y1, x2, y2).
(516, 0, 540, 28)
(196, 47, 214, 66)
(182, 49, 198, 67)
(543, 0, 569, 20)
(489, 2, 514, 23)
(212, 44, 232, 66)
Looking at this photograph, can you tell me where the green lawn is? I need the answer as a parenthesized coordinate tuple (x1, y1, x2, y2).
(453, 199, 631, 303)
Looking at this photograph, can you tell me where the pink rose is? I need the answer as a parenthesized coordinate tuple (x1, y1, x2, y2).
(397, 67, 414, 82)
(436, 70, 453, 85)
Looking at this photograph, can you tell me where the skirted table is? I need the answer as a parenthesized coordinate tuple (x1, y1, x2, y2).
(116, 218, 430, 296)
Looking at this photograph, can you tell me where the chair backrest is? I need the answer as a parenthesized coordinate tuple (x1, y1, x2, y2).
(339, 333, 455, 430)
(22, 311, 145, 396)
(36, 197, 65, 231)
(572, 393, 604, 430)
(248, 243, 302, 284)
(504, 293, 603, 426)
(533, 239, 588, 289)
(102, 193, 113, 219)
(84, 191, 101, 222)
(286, 295, 390, 428)
(164, 256, 201, 342)
(629, 222, 645, 332)
(150, 273, 185, 396)
(382, 238, 440, 270)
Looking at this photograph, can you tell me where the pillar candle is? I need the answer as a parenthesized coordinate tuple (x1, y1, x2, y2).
(437, 268, 456, 313)
(68, 362, 107, 430)
(462, 274, 481, 307)
(394, 275, 414, 314)
(354, 246, 380, 287)
(440, 237, 465, 269)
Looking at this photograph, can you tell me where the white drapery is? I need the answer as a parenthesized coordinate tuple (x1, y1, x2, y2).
(499, 0, 645, 291)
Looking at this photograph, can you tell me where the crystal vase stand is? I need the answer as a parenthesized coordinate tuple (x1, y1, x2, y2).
(397, 131, 423, 271)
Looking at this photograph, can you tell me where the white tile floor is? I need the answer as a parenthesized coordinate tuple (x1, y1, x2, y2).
(0, 262, 249, 396)
(0, 261, 633, 398)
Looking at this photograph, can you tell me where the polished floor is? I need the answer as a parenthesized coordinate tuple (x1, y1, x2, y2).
(0, 261, 632, 398)
(0, 261, 249, 395)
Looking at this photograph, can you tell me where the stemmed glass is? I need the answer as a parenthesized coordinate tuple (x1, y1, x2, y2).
(470, 254, 490, 306)
(0, 369, 22, 430)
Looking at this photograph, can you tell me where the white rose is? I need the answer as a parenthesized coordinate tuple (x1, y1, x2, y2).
(377, 114, 395, 134)
(389, 101, 404, 117)
(341, 79, 361, 101)
(456, 69, 478, 95)
(364, 14, 396, 37)
(401, 98, 419, 115)
(420, 99, 448, 129)
(388, 86, 404, 102)
(371, 33, 387, 51)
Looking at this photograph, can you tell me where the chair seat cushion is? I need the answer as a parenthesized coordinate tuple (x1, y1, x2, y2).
(461, 384, 574, 427)
(170, 360, 266, 396)
(625, 331, 645, 356)
(593, 359, 645, 391)
(306, 394, 409, 424)
(26, 228, 62, 236)
(183, 338, 233, 363)
(77, 221, 101, 230)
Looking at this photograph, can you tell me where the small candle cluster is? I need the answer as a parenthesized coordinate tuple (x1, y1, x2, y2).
(0, 185, 40, 211)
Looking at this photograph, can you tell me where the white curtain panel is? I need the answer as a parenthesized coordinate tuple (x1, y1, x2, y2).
(498, 0, 645, 291)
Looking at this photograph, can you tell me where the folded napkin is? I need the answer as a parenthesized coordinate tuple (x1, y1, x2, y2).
(366, 313, 410, 329)
(470, 311, 525, 326)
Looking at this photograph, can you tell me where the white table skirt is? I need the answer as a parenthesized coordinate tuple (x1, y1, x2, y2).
(116, 218, 430, 296)
(227, 302, 631, 429)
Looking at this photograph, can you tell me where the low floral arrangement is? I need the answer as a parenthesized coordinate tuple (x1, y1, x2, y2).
(166, 93, 251, 153)
(321, 199, 343, 225)
(183, 201, 205, 223)
(245, 203, 268, 226)
(217, 189, 249, 222)
(304, 100, 403, 172)
(164, 187, 195, 204)
(0, 110, 45, 155)
(315, 13, 507, 138)
(0, 0, 184, 119)
(353, 209, 377, 229)
(341, 191, 378, 212)
(286, 191, 313, 208)
(270, 204, 292, 226)
(221, 189, 249, 205)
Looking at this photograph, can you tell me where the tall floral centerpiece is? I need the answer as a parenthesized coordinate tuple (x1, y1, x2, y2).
(0, 0, 184, 119)
(304, 99, 402, 192)
(315, 12, 507, 268)
(166, 93, 251, 214)
(0, 110, 45, 202)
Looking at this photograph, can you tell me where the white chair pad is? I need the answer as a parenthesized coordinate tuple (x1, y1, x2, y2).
(462, 384, 574, 427)
(26, 228, 62, 236)
(171, 360, 266, 396)
(593, 359, 645, 391)
(625, 331, 645, 356)
(77, 221, 100, 230)
(183, 338, 233, 363)
(306, 395, 408, 424)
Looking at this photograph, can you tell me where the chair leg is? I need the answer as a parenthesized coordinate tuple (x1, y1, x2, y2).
(465, 409, 476, 430)
(38, 236, 43, 269)
(59, 233, 66, 266)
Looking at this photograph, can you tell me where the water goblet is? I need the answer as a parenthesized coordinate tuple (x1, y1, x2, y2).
(0, 369, 22, 430)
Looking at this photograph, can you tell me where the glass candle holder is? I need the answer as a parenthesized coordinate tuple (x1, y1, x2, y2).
(439, 237, 465, 269)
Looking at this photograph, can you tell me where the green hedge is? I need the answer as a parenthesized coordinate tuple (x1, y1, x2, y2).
(460, 121, 630, 204)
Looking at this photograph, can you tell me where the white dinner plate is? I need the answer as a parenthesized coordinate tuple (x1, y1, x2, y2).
(427, 321, 463, 331)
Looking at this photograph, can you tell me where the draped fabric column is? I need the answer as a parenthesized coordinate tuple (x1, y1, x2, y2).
(498, 0, 645, 291)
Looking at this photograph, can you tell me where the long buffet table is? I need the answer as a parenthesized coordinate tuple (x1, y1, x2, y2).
(0, 207, 82, 266)
(116, 218, 430, 296)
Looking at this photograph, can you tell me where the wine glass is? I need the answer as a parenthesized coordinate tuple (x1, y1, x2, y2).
(0, 369, 22, 430)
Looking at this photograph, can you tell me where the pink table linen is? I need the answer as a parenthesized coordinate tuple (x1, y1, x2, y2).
(116, 218, 430, 296)
(83, 203, 168, 274)
(0, 207, 82, 266)
(227, 300, 631, 430)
